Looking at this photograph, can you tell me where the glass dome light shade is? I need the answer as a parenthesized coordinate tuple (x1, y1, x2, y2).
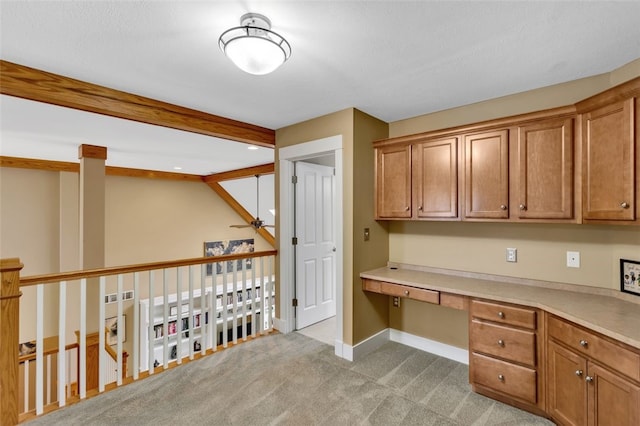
(219, 15, 291, 76)
(224, 35, 287, 75)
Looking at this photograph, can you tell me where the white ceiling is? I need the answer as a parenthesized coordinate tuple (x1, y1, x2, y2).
(1, 1, 640, 174)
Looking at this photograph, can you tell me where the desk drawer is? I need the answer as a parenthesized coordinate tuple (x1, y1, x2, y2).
(362, 279, 440, 305)
(470, 320, 536, 367)
(547, 315, 640, 382)
(471, 299, 536, 329)
(380, 282, 439, 304)
(471, 352, 537, 404)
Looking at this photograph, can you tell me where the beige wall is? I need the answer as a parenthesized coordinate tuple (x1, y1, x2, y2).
(276, 108, 390, 345)
(352, 110, 390, 342)
(384, 58, 640, 350)
(0, 167, 271, 346)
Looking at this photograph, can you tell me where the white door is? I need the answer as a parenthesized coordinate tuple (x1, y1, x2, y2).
(295, 161, 336, 329)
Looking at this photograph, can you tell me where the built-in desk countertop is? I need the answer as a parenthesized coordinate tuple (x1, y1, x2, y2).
(360, 264, 640, 350)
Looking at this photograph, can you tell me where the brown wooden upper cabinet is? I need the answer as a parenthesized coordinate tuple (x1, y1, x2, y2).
(516, 118, 574, 220)
(413, 137, 459, 219)
(582, 98, 636, 222)
(375, 144, 412, 218)
(464, 130, 509, 219)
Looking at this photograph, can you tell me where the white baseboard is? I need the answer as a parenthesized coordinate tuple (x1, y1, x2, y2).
(339, 328, 390, 361)
(389, 329, 469, 365)
(273, 317, 289, 333)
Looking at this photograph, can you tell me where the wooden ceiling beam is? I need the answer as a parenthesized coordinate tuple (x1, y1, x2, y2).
(205, 181, 276, 248)
(0, 60, 275, 147)
(203, 163, 275, 183)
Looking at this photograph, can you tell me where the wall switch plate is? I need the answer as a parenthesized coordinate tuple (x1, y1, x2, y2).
(364, 228, 370, 241)
(567, 251, 580, 268)
(506, 248, 517, 262)
(392, 296, 400, 307)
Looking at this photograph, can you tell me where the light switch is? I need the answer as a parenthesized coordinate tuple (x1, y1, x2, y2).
(364, 228, 370, 241)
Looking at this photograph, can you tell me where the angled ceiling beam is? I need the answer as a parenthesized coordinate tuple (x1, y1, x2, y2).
(0, 60, 275, 147)
(205, 181, 276, 248)
(203, 162, 275, 183)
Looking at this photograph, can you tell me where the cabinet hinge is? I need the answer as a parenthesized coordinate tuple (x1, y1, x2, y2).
(292, 237, 298, 245)
(292, 175, 298, 184)
(292, 298, 298, 307)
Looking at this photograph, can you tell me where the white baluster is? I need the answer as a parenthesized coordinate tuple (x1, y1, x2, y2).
(200, 264, 207, 356)
(163, 269, 169, 369)
(35, 284, 43, 414)
(222, 263, 228, 348)
(133, 272, 140, 380)
(117, 274, 123, 385)
(58, 281, 66, 407)
(79, 278, 86, 398)
(232, 261, 238, 344)
(176, 267, 182, 365)
(188, 265, 194, 360)
(241, 259, 247, 341)
(148, 271, 154, 374)
(98, 277, 105, 392)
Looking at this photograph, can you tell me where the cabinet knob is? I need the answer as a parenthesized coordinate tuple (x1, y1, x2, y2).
(500, 205, 508, 210)
(575, 370, 583, 377)
(498, 374, 505, 381)
(620, 202, 630, 209)
(585, 376, 594, 383)
(579, 340, 588, 347)
(519, 204, 526, 211)
(404, 290, 409, 296)
(497, 311, 505, 319)
(405, 206, 410, 211)
(497, 339, 505, 347)
(418, 206, 423, 211)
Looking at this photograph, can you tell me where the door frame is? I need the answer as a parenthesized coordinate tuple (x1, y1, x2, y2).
(278, 135, 344, 354)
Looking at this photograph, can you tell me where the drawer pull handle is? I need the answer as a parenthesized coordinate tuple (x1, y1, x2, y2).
(404, 290, 409, 296)
(498, 374, 505, 381)
(497, 311, 505, 319)
(575, 370, 583, 377)
(585, 376, 594, 383)
(497, 339, 505, 347)
(579, 340, 588, 347)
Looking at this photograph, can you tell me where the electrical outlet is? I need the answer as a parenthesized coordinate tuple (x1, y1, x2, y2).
(567, 251, 580, 268)
(506, 248, 517, 263)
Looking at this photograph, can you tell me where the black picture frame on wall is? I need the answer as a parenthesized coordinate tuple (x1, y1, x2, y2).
(620, 258, 640, 296)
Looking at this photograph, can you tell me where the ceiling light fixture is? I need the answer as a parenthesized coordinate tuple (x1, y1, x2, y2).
(247, 146, 259, 150)
(219, 13, 291, 75)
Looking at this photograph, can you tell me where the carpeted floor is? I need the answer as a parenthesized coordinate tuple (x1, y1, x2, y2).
(26, 332, 554, 425)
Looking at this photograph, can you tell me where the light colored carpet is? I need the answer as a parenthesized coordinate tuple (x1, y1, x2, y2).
(27, 332, 554, 425)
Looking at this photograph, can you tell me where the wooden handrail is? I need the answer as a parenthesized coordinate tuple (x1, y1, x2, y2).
(19, 250, 277, 287)
(18, 337, 78, 364)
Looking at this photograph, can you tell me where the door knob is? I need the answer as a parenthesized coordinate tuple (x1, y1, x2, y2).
(519, 204, 526, 210)
(575, 370, 583, 377)
(405, 206, 410, 211)
(620, 202, 629, 209)
(332, 247, 336, 252)
(579, 340, 588, 347)
(497, 311, 505, 319)
(500, 205, 508, 210)
(585, 376, 594, 383)
(498, 374, 505, 381)
(497, 339, 505, 347)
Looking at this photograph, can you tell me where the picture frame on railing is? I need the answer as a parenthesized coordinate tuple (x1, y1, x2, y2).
(204, 238, 254, 275)
(621, 258, 640, 297)
(105, 315, 126, 346)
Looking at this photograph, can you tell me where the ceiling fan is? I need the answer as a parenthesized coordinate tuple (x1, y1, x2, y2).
(230, 174, 274, 231)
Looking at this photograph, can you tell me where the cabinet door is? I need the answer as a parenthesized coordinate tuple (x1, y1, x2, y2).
(375, 144, 412, 218)
(588, 363, 640, 426)
(464, 130, 509, 218)
(413, 137, 459, 219)
(517, 118, 574, 219)
(547, 341, 587, 426)
(583, 98, 635, 221)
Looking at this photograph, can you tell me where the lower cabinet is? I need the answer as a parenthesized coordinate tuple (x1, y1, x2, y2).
(546, 315, 640, 426)
(469, 299, 544, 414)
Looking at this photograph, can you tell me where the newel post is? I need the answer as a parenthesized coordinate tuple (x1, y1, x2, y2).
(0, 258, 23, 426)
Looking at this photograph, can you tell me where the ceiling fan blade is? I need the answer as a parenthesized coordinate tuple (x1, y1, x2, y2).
(262, 225, 275, 228)
(230, 224, 252, 228)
